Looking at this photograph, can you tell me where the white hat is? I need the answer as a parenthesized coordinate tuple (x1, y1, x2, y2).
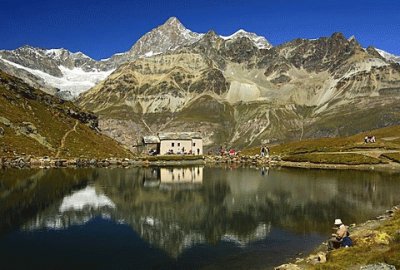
(334, 219, 343, 225)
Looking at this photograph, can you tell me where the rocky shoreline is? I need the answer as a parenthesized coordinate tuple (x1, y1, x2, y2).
(206, 155, 400, 172)
(2, 154, 400, 171)
(277, 160, 400, 172)
(275, 205, 400, 270)
(0, 155, 207, 168)
(0, 154, 272, 168)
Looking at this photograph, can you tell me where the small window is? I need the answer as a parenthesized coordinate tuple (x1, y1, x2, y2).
(193, 142, 196, 146)
(178, 143, 181, 147)
(171, 142, 174, 147)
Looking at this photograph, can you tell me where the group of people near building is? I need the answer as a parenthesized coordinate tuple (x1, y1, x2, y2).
(219, 147, 239, 156)
(364, 135, 376, 143)
(165, 147, 199, 155)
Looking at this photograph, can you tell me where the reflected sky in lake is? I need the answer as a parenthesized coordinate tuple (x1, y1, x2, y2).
(0, 166, 399, 269)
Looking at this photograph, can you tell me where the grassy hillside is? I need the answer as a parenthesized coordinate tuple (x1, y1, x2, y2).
(0, 71, 132, 158)
(243, 125, 400, 165)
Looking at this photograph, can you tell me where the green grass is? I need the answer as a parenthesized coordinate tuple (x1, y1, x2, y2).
(381, 153, 400, 163)
(243, 125, 400, 156)
(241, 125, 400, 165)
(0, 71, 132, 159)
(282, 153, 382, 165)
(62, 123, 133, 158)
(97, 104, 141, 120)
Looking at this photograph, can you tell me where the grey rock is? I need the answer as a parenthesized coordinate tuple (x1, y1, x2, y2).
(360, 263, 396, 270)
(0, 116, 11, 127)
(20, 122, 37, 134)
(274, 263, 301, 270)
(66, 109, 98, 130)
(306, 251, 327, 265)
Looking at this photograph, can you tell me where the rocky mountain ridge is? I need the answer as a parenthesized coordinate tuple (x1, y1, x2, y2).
(2, 17, 400, 150)
(77, 27, 400, 150)
(0, 17, 271, 100)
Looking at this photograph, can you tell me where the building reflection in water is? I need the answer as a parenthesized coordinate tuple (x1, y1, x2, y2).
(144, 167, 203, 189)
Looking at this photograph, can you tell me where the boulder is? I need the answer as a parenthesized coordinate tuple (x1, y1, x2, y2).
(360, 263, 396, 270)
(0, 127, 4, 136)
(20, 122, 37, 134)
(274, 263, 301, 270)
(66, 109, 99, 130)
(108, 158, 119, 165)
(54, 159, 67, 167)
(0, 116, 11, 127)
(66, 159, 77, 166)
(356, 230, 392, 246)
(307, 252, 327, 264)
(89, 159, 98, 165)
(374, 232, 392, 245)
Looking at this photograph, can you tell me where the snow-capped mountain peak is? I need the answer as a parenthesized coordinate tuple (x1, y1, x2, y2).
(221, 29, 272, 49)
(221, 29, 249, 39)
(164, 16, 181, 26)
(347, 35, 356, 42)
(45, 48, 93, 61)
(45, 48, 66, 59)
(126, 17, 203, 59)
(376, 48, 400, 63)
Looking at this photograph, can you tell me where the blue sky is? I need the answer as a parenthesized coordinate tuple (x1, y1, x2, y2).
(1, 0, 399, 60)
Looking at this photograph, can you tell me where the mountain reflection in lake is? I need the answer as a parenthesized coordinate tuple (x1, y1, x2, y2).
(0, 166, 400, 270)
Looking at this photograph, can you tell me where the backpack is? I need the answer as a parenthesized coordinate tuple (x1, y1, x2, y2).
(341, 236, 352, 247)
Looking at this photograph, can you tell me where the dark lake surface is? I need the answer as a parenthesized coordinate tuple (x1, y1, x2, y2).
(1, 166, 400, 269)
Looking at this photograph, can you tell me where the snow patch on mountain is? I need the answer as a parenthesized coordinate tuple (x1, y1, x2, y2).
(0, 55, 114, 98)
(45, 48, 65, 59)
(45, 48, 92, 60)
(100, 52, 125, 62)
(376, 48, 400, 63)
(144, 51, 162, 57)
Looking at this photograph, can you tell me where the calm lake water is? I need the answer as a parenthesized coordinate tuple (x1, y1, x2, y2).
(1, 166, 400, 270)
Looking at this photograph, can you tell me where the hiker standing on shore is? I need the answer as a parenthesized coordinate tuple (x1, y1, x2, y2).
(261, 146, 266, 157)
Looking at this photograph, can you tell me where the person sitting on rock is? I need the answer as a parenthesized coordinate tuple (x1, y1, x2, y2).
(328, 218, 352, 250)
